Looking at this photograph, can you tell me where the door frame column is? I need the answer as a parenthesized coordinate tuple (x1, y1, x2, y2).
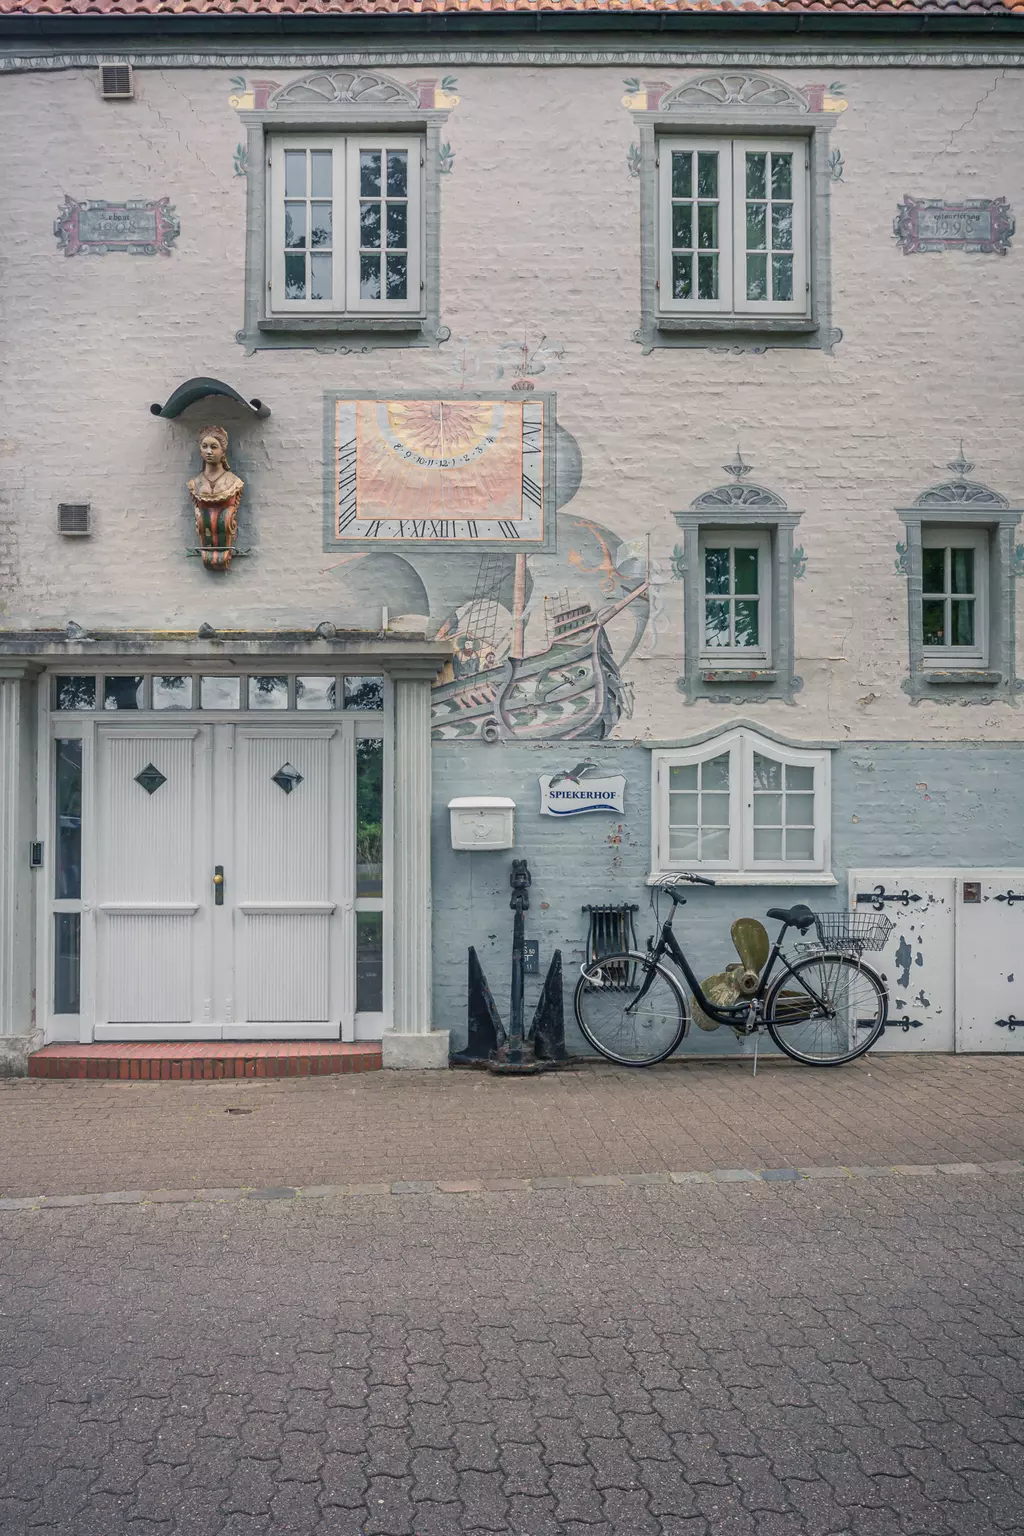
(0, 667, 39, 1072)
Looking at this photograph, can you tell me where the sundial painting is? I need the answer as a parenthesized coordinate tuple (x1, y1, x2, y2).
(323, 392, 554, 552)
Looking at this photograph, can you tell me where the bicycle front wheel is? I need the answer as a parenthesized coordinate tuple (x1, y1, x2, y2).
(574, 951, 687, 1066)
(765, 952, 887, 1066)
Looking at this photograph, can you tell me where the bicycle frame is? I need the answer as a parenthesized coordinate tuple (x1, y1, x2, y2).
(633, 904, 832, 1028)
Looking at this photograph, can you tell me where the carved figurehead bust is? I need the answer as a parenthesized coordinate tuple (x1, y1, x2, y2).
(187, 425, 244, 571)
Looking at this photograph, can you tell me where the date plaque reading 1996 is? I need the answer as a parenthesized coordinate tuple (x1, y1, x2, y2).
(894, 196, 1014, 255)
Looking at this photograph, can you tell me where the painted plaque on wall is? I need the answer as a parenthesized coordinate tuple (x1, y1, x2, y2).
(539, 774, 626, 816)
(323, 392, 555, 552)
(894, 196, 1014, 255)
(54, 197, 180, 257)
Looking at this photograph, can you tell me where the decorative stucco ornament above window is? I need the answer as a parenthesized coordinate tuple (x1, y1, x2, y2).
(53, 197, 179, 257)
(626, 72, 841, 356)
(893, 197, 1014, 256)
(897, 446, 1023, 706)
(673, 451, 804, 706)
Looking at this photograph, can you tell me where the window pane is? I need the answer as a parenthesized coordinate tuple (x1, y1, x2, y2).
(344, 676, 385, 711)
(703, 753, 730, 790)
(310, 202, 332, 249)
(785, 828, 814, 860)
(785, 793, 815, 825)
(310, 148, 332, 197)
(733, 601, 759, 648)
(771, 204, 793, 251)
(701, 792, 730, 827)
(696, 152, 717, 197)
(284, 201, 306, 249)
(785, 765, 814, 792)
(922, 600, 946, 646)
(54, 912, 81, 1015)
(386, 255, 408, 300)
(248, 676, 288, 710)
(704, 600, 730, 646)
(386, 203, 407, 250)
(671, 151, 692, 198)
(697, 254, 718, 300)
(360, 253, 382, 299)
(55, 739, 82, 901)
(733, 548, 759, 595)
(704, 547, 729, 595)
(54, 676, 95, 711)
(200, 676, 241, 710)
(745, 152, 767, 200)
(746, 203, 766, 251)
(669, 764, 698, 791)
(697, 204, 717, 249)
(753, 793, 782, 827)
(284, 149, 305, 197)
(356, 912, 384, 1012)
(670, 828, 700, 860)
(357, 737, 384, 897)
(951, 600, 975, 647)
(672, 204, 692, 248)
(753, 828, 783, 860)
(669, 792, 699, 827)
(309, 253, 332, 302)
(746, 254, 767, 301)
(752, 753, 782, 791)
(360, 202, 381, 249)
(701, 828, 729, 860)
(284, 252, 305, 299)
(672, 254, 692, 300)
(950, 548, 974, 595)
(153, 675, 193, 710)
(104, 677, 142, 710)
(360, 150, 381, 197)
(387, 151, 408, 197)
(771, 154, 792, 200)
(771, 255, 793, 302)
(296, 676, 336, 711)
(922, 548, 946, 593)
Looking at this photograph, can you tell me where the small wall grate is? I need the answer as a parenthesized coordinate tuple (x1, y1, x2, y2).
(57, 503, 91, 537)
(100, 64, 133, 99)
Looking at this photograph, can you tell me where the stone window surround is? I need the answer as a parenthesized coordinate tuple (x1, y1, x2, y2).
(897, 502, 1023, 705)
(673, 494, 803, 705)
(632, 80, 835, 353)
(237, 76, 449, 355)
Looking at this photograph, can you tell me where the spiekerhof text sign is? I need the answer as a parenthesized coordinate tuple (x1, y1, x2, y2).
(539, 775, 626, 817)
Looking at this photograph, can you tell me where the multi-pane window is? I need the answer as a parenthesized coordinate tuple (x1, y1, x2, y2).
(659, 137, 807, 316)
(700, 531, 770, 661)
(920, 527, 987, 666)
(653, 730, 830, 877)
(269, 134, 421, 316)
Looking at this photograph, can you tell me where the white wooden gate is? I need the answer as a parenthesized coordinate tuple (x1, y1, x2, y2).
(955, 875, 1024, 1052)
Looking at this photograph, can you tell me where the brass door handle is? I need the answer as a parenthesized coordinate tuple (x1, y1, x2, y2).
(213, 866, 225, 906)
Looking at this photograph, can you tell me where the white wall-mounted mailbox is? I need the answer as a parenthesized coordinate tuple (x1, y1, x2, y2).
(448, 796, 516, 851)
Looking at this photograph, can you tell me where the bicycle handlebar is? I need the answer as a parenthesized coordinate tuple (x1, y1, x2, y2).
(655, 873, 716, 889)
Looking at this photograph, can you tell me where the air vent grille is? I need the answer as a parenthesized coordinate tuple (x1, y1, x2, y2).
(100, 64, 133, 100)
(57, 504, 91, 537)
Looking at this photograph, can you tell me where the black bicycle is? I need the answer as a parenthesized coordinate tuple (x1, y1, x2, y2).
(574, 874, 891, 1068)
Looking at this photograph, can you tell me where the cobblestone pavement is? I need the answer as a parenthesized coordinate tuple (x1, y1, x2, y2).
(3, 1054, 1023, 1199)
(1, 1173, 1023, 1536)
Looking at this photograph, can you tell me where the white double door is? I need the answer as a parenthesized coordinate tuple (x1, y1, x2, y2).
(94, 721, 360, 1040)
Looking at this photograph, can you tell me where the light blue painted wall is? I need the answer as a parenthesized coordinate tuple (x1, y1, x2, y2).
(430, 740, 1024, 1054)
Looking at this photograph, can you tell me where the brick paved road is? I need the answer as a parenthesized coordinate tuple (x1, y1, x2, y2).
(3, 1055, 1023, 1199)
(2, 1174, 1023, 1536)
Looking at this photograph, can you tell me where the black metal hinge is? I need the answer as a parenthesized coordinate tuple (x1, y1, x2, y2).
(856, 885, 922, 912)
(995, 1015, 1022, 1031)
(994, 891, 1024, 906)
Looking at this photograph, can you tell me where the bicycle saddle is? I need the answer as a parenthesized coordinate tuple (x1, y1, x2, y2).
(765, 904, 816, 933)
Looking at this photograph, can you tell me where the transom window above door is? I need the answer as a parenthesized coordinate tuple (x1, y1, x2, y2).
(268, 135, 423, 316)
(51, 673, 385, 713)
(658, 137, 808, 317)
(650, 728, 832, 882)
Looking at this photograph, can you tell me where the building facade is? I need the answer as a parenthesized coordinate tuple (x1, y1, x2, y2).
(1, 0, 1023, 1070)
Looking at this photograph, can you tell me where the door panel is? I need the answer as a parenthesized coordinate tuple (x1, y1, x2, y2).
(242, 911, 331, 1023)
(848, 872, 955, 1052)
(955, 876, 1024, 1052)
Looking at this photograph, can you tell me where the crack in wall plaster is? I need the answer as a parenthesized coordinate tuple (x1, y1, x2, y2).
(928, 71, 1008, 167)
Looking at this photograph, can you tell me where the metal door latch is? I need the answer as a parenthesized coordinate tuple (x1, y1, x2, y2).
(213, 865, 225, 906)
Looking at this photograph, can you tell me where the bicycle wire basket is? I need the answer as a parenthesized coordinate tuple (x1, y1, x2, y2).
(812, 911, 894, 953)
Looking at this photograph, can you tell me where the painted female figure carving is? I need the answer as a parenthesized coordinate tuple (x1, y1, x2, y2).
(187, 425, 244, 571)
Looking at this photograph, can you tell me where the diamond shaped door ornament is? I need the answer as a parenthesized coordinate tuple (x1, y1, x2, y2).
(272, 762, 303, 794)
(135, 762, 167, 795)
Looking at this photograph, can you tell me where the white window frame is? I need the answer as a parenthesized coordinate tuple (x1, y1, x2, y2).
(267, 132, 423, 319)
(920, 525, 988, 669)
(698, 528, 772, 664)
(651, 728, 832, 885)
(657, 136, 809, 319)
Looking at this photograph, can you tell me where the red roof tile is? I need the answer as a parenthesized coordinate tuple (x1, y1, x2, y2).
(0, 0, 1021, 14)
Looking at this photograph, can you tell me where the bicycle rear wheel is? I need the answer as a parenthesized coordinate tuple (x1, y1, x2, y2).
(765, 952, 887, 1066)
(574, 951, 687, 1066)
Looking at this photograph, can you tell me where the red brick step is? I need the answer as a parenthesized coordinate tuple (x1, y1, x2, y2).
(28, 1041, 382, 1081)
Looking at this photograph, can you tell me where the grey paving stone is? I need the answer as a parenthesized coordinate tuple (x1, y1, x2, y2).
(712, 1169, 758, 1182)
